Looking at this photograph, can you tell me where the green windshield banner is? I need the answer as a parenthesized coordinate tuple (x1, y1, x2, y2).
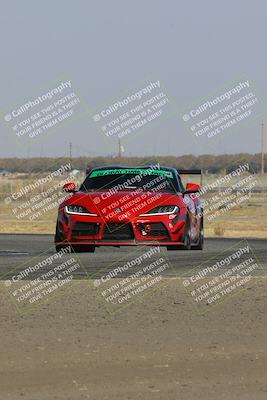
(90, 169, 173, 178)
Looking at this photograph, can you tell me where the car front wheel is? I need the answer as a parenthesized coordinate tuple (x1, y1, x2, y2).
(192, 218, 204, 250)
(167, 217, 191, 251)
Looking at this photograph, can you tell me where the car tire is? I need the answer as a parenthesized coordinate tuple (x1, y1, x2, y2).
(180, 218, 191, 250)
(55, 244, 70, 253)
(55, 224, 63, 242)
(166, 245, 181, 251)
(167, 217, 191, 251)
(71, 245, 96, 253)
(192, 218, 204, 250)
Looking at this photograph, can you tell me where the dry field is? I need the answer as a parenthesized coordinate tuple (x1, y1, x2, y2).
(1, 278, 267, 400)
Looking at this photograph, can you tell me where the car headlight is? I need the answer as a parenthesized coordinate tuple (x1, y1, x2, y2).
(140, 205, 180, 216)
(64, 205, 98, 216)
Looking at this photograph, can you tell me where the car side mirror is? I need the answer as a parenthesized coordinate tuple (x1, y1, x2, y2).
(186, 183, 200, 191)
(183, 182, 201, 195)
(63, 182, 77, 193)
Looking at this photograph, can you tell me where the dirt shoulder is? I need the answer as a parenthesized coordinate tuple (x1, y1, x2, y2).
(0, 279, 267, 400)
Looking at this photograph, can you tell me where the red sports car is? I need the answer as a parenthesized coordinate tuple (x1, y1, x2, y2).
(55, 166, 203, 252)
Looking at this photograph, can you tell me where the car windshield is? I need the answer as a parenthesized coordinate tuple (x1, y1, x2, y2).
(80, 168, 179, 193)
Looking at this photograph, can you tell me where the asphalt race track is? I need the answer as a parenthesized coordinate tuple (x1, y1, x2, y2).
(0, 234, 266, 279)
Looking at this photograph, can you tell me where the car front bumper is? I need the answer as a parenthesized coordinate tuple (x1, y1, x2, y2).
(55, 211, 187, 246)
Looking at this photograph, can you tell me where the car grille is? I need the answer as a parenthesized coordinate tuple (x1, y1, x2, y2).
(72, 222, 100, 237)
(103, 223, 134, 240)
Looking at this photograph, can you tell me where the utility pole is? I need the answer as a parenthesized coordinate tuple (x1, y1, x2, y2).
(69, 142, 72, 167)
(261, 122, 265, 175)
(118, 139, 124, 159)
(118, 139, 121, 159)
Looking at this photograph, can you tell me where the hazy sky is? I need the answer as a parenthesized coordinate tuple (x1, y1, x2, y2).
(0, 0, 266, 158)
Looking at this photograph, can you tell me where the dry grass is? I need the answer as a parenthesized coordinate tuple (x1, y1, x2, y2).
(213, 225, 225, 237)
